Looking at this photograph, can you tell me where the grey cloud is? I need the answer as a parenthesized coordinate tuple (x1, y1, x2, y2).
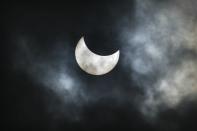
(120, 0, 197, 119)
(12, 36, 89, 121)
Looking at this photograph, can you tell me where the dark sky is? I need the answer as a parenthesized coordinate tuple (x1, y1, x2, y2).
(2, 0, 197, 131)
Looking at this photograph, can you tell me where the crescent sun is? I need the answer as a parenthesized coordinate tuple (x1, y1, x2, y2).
(75, 37, 120, 75)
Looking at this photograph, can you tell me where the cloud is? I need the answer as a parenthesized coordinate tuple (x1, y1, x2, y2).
(12, 36, 89, 121)
(9, 0, 197, 126)
(120, 0, 197, 118)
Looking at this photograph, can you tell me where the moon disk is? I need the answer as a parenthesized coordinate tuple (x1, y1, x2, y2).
(75, 37, 120, 75)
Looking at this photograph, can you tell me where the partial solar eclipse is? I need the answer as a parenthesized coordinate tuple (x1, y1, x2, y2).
(75, 37, 120, 75)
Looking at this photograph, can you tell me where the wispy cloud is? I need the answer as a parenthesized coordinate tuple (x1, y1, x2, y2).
(121, 0, 197, 118)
